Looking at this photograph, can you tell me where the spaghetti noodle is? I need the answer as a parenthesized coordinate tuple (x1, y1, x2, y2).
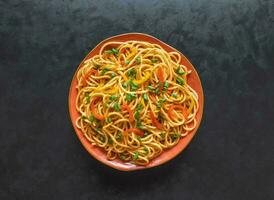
(75, 41, 198, 165)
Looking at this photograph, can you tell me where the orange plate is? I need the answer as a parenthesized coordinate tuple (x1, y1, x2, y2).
(68, 33, 204, 171)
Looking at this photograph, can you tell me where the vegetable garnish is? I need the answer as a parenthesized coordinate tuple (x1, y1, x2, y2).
(105, 48, 119, 56)
(122, 103, 135, 123)
(133, 152, 139, 160)
(143, 94, 148, 101)
(168, 105, 189, 120)
(149, 110, 163, 130)
(109, 95, 118, 101)
(176, 66, 186, 75)
(125, 128, 144, 137)
(176, 77, 185, 86)
(113, 102, 121, 111)
(125, 93, 136, 102)
(90, 97, 105, 121)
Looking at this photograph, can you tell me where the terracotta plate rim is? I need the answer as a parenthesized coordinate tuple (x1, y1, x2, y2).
(68, 32, 204, 171)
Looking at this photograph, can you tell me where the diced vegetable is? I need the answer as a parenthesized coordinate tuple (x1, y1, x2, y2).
(133, 72, 151, 85)
(119, 153, 126, 160)
(125, 128, 144, 137)
(109, 95, 117, 101)
(156, 68, 165, 92)
(135, 56, 141, 64)
(172, 93, 177, 98)
(105, 48, 119, 56)
(157, 98, 166, 109)
(122, 82, 128, 88)
(110, 72, 116, 78)
(127, 68, 137, 78)
(116, 132, 123, 141)
(171, 133, 181, 141)
(113, 102, 121, 111)
(133, 152, 139, 160)
(176, 77, 185, 85)
(90, 97, 105, 121)
(129, 80, 139, 91)
(99, 135, 105, 142)
(143, 94, 148, 101)
(176, 66, 186, 75)
(149, 110, 163, 130)
(162, 81, 169, 93)
(125, 93, 136, 102)
(88, 114, 94, 122)
(122, 103, 135, 123)
(108, 137, 113, 144)
(168, 105, 189, 120)
(100, 67, 110, 75)
(151, 58, 158, 63)
(105, 117, 112, 123)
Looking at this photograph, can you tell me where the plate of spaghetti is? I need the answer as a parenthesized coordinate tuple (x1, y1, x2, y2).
(68, 33, 204, 171)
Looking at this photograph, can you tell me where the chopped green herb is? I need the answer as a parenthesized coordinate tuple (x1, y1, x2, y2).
(103, 103, 109, 108)
(125, 60, 130, 65)
(151, 58, 158, 63)
(143, 94, 148, 101)
(126, 93, 136, 102)
(105, 48, 119, 56)
(172, 93, 177, 98)
(95, 126, 101, 132)
(108, 137, 113, 144)
(171, 133, 181, 141)
(86, 95, 90, 104)
(133, 152, 139, 160)
(148, 85, 154, 91)
(176, 66, 186, 75)
(113, 102, 121, 111)
(157, 98, 166, 109)
(176, 77, 185, 85)
(94, 64, 100, 69)
(137, 136, 141, 141)
(129, 80, 139, 91)
(105, 117, 112, 123)
(109, 95, 117, 101)
(127, 68, 137, 78)
(119, 153, 126, 160)
(105, 50, 113, 54)
(155, 87, 160, 94)
(88, 114, 94, 123)
(134, 111, 140, 120)
(143, 147, 148, 153)
(100, 67, 110, 75)
(111, 48, 119, 55)
(122, 82, 128, 88)
(81, 115, 87, 120)
(110, 72, 116, 78)
(116, 132, 123, 141)
(160, 132, 165, 139)
(136, 104, 143, 111)
(136, 122, 145, 130)
(135, 56, 141, 64)
(163, 81, 169, 89)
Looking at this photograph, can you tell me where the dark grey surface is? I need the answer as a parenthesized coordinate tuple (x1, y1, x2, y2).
(1, 0, 274, 199)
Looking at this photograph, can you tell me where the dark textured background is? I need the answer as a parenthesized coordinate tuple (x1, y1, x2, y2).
(1, 0, 274, 199)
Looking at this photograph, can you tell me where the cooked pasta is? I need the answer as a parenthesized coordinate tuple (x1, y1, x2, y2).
(75, 40, 198, 165)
